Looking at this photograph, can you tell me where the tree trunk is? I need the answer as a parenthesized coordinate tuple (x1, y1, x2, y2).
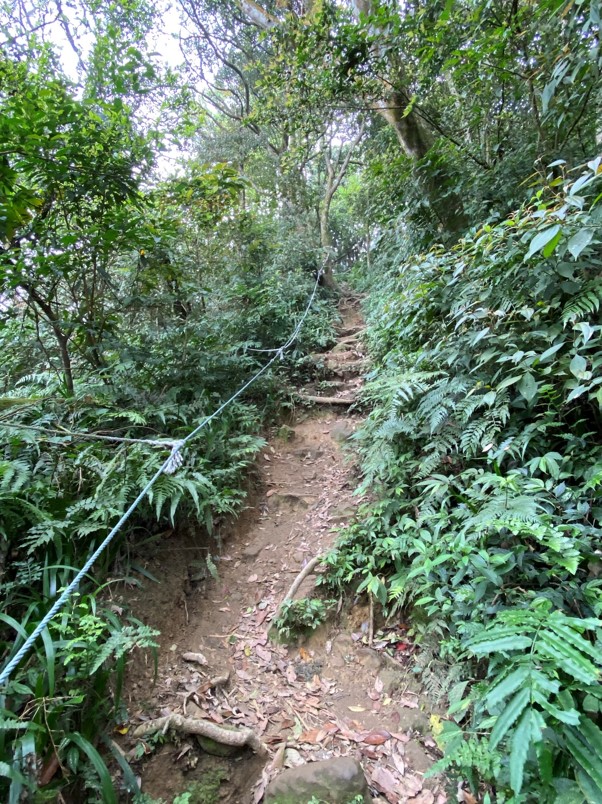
(56, 331, 75, 395)
(21, 283, 75, 395)
(319, 200, 337, 289)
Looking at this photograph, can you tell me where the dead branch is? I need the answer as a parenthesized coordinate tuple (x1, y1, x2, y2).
(132, 713, 267, 755)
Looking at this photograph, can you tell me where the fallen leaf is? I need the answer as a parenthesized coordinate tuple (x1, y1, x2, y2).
(247, 574, 259, 583)
(397, 775, 423, 797)
(409, 792, 435, 804)
(175, 744, 192, 761)
(361, 729, 391, 745)
(374, 676, 384, 694)
(392, 751, 405, 776)
(399, 696, 419, 709)
(255, 645, 272, 663)
(299, 728, 326, 744)
(266, 489, 277, 497)
(371, 766, 398, 794)
(181, 651, 208, 665)
(236, 669, 252, 681)
(348, 705, 366, 712)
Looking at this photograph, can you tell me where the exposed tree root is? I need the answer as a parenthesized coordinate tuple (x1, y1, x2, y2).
(298, 394, 357, 405)
(272, 556, 321, 623)
(133, 713, 268, 756)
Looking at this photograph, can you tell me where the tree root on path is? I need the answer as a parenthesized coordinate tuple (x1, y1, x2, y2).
(133, 714, 268, 756)
(297, 394, 357, 406)
(272, 556, 321, 623)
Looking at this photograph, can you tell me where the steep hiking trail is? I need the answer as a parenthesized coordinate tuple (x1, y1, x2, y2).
(117, 297, 445, 804)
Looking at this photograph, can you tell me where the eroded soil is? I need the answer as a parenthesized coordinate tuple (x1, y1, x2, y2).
(116, 297, 445, 804)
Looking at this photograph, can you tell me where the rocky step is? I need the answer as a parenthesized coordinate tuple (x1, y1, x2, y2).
(264, 757, 371, 804)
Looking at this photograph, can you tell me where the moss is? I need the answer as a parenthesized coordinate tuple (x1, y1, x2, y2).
(173, 766, 229, 804)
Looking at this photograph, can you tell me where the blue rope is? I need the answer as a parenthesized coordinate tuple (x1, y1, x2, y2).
(0, 272, 323, 686)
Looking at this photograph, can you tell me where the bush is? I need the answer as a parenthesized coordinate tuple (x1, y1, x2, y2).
(324, 157, 602, 800)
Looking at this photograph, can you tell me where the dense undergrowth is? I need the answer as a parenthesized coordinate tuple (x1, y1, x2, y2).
(0, 272, 335, 801)
(324, 159, 602, 801)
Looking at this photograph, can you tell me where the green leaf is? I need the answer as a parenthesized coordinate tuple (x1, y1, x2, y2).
(485, 666, 530, 710)
(490, 687, 530, 749)
(525, 225, 561, 260)
(565, 724, 602, 792)
(548, 620, 602, 663)
(510, 707, 537, 794)
(538, 632, 600, 684)
(67, 733, 117, 804)
(497, 375, 523, 391)
(570, 354, 588, 379)
(468, 633, 532, 656)
(518, 373, 538, 402)
(532, 691, 580, 725)
(567, 229, 595, 259)
(543, 228, 563, 258)
(575, 769, 602, 804)
(539, 342, 564, 362)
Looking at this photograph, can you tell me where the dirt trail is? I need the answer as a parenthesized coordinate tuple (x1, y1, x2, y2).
(120, 298, 444, 804)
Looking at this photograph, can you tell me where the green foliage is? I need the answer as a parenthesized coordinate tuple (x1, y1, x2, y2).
(273, 598, 334, 642)
(0, 20, 337, 799)
(325, 160, 602, 798)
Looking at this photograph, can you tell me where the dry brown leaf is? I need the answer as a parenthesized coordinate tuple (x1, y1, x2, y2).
(255, 645, 272, 663)
(235, 669, 252, 681)
(409, 792, 435, 804)
(371, 766, 398, 795)
(398, 696, 419, 709)
(397, 775, 423, 797)
(299, 728, 327, 744)
(361, 729, 391, 746)
(391, 751, 405, 776)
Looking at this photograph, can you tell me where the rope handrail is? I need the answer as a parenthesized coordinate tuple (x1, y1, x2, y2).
(0, 270, 323, 686)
